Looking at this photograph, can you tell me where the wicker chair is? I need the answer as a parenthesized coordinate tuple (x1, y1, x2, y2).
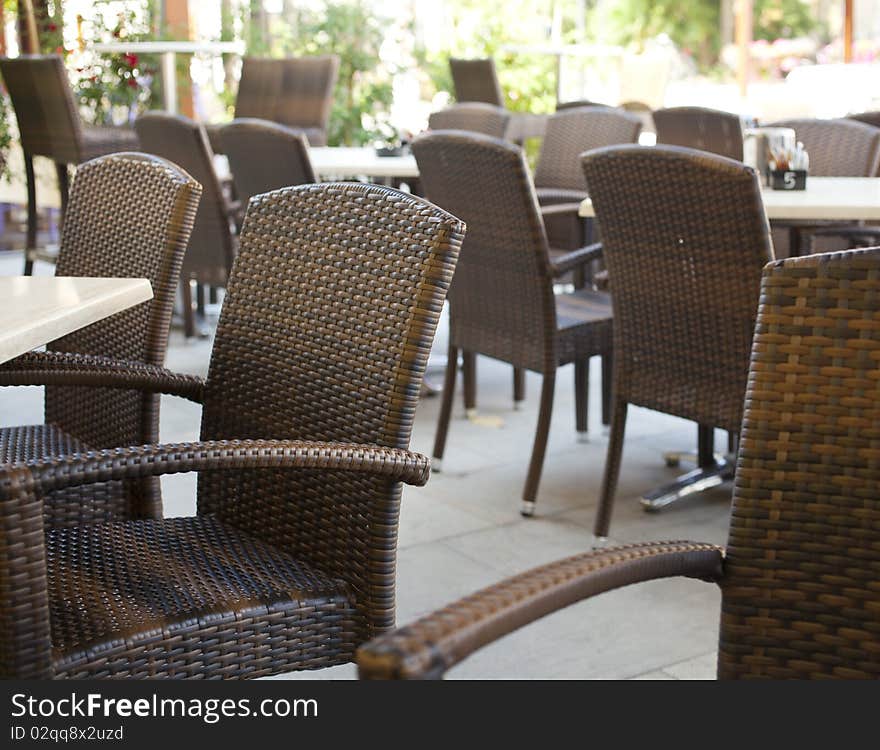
(219, 118, 316, 210)
(653, 106, 744, 160)
(428, 103, 511, 139)
(581, 145, 773, 539)
(135, 112, 238, 338)
(0, 153, 200, 529)
(767, 118, 880, 257)
(207, 55, 339, 152)
(534, 106, 642, 254)
(847, 110, 880, 129)
(357, 246, 880, 680)
(0, 182, 464, 679)
(449, 57, 504, 106)
(414, 131, 613, 516)
(0, 55, 139, 274)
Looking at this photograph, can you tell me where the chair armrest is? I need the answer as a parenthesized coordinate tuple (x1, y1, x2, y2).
(0, 352, 205, 402)
(16, 439, 431, 493)
(551, 242, 603, 276)
(540, 202, 583, 219)
(356, 541, 724, 679)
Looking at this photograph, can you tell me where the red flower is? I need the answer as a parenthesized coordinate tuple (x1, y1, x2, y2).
(47, 23, 57, 32)
(127, 78, 138, 88)
(123, 53, 139, 67)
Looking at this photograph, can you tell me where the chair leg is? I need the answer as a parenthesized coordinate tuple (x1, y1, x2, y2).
(574, 359, 589, 441)
(55, 162, 70, 220)
(594, 399, 628, 541)
(432, 341, 459, 470)
(209, 285, 219, 305)
(513, 367, 526, 409)
(181, 279, 196, 339)
(601, 352, 612, 427)
(196, 283, 206, 317)
(521, 372, 556, 517)
(24, 153, 36, 275)
(462, 351, 476, 417)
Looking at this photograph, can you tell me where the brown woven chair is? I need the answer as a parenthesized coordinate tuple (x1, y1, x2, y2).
(555, 99, 610, 111)
(358, 247, 880, 680)
(414, 131, 613, 516)
(427, 103, 511, 139)
(0, 153, 200, 529)
(534, 106, 642, 254)
(0, 182, 464, 679)
(219, 118, 316, 210)
(767, 118, 880, 257)
(449, 57, 504, 106)
(847, 110, 880, 129)
(135, 112, 238, 338)
(0, 54, 139, 274)
(581, 145, 773, 539)
(653, 106, 744, 160)
(207, 55, 339, 152)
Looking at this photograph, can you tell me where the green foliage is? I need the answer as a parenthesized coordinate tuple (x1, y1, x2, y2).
(753, 0, 825, 42)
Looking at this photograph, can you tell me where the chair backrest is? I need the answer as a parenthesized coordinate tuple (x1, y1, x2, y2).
(581, 145, 773, 432)
(135, 112, 235, 284)
(534, 106, 642, 192)
(0, 54, 83, 163)
(47, 152, 200, 460)
(219, 118, 316, 209)
(427, 103, 510, 139)
(847, 110, 880, 130)
(449, 57, 504, 107)
(196, 182, 464, 638)
(653, 106, 744, 160)
(235, 56, 339, 145)
(768, 117, 880, 176)
(719, 247, 880, 679)
(412, 131, 557, 373)
(555, 99, 610, 111)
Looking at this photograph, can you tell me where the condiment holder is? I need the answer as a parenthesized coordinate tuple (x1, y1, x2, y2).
(768, 140, 809, 191)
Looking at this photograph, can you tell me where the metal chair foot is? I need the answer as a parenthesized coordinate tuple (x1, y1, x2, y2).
(465, 408, 478, 419)
(640, 459, 735, 512)
(513, 400, 524, 411)
(431, 458, 443, 473)
(576, 431, 590, 444)
(591, 535, 609, 549)
(520, 500, 536, 517)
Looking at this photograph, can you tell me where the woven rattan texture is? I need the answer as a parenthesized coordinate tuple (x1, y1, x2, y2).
(412, 132, 560, 373)
(135, 112, 236, 285)
(768, 118, 880, 176)
(582, 145, 772, 430)
(719, 247, 880, 679)
(0, 55, 137, 164)
(356, 541, 724, 678)
(198, 182, 464, 645)
(449, 57, 504, 106)
(220, 118, 316, 209)
(0, 183, 462, 679)
(233, 56, 339, 146)
(1, 154, 199, 527)
(428, 103, 511, 139)
(534, 106, 642, 193)
(653, 106, 744, 160)
(50, 516, 356, 678)
(847, 111, 880, 130)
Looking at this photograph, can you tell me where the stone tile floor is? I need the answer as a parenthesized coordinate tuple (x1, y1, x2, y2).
(1, 252, 732, 679)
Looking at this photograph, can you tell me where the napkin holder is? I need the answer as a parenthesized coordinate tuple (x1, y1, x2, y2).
(769, 169, 807, 191)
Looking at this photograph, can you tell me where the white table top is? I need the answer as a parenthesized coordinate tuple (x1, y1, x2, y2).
(578, 177, 880, 221)
(92, 41, 244, 55)
(308, 147, 419, 179)
(0, 277, 152, 365)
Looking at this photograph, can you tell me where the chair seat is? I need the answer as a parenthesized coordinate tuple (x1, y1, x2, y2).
(556, 288, 613, 365)
(49, 516, 357, 678)
(0, 423, 86, 464)
(535, 187, 588, 206)
(80, 126, 140, 162)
